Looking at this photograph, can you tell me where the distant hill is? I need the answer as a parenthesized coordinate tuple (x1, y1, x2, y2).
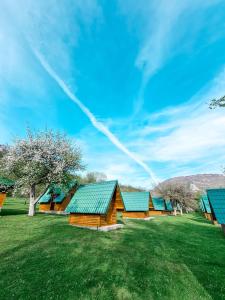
(158, 174, 225, 192)
(120, 185, 145, 192)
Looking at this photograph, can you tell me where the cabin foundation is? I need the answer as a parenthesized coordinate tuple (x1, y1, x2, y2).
(71, 223, 124, 231)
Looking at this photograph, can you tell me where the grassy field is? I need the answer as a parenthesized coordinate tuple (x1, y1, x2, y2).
(1, 198, 225, 300)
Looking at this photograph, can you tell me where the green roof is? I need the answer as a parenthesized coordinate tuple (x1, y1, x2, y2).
(207, 189, 225, 224)
(121, 192, 149, 211)
(152, 197, 166, 211)
(39, 180, 77, 204)
(165, 199, 173, 211)
(0, 177, 15, 188)
(38, 187, 52, 203)
(200, 198, 205, 212)
(66, 180, 118, 214)
(201, 194, 211, 213)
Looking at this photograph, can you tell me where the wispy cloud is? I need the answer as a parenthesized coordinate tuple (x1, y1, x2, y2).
(128, 66, 225, 176)
(32, 49, 158, 185)
(118, 0, 225, 113)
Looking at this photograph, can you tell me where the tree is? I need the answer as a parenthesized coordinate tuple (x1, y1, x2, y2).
(0, 144, 8, 160)
(82, 171, 107, 184)
(1, 129, 84, 216)
(209, 95, 225, 109)
(120, 184, 145, 192)
(155, 182, 197, 214)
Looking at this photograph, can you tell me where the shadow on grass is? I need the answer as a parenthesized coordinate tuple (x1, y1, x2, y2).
(1, 208, 28, 216)
(1, 213, 225, 300)
(187, 214, 213, 225)
(116, 214, 225, 299)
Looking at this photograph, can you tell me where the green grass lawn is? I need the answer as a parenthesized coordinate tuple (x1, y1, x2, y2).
(1, 198, 225, 300)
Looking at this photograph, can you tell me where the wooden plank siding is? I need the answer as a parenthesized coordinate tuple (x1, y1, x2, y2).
(122, 211, 149, 218)
(39, 203, 51, 212)
(149, 195, 154, 209)
(204, 212, 213, 221)
(149, 210, 166, 216)
(114, 186, 124, 211)
(0, 193, 6, 208)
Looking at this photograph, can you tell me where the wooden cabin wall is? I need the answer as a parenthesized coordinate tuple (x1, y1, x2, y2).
(55, 187, 77, 212)
(163, 211, 172, 215)
(39, 203, 51, 212)
(100, 192, 117, 226)
(122, 211, 149, 218)
(100, 205, 116, 226)
(149, 210, 165, 216)
(114, 186, 124, 211)
(204, 212, 213, 221)
(69, 213, 101, 227)
(149, 196, 154, 209)
(0, 193, 6, 208)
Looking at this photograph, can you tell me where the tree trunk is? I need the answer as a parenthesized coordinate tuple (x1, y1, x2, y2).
(28, 184, 36, 216)
(180, 207, 183, 215)
(174, 208, 177, 216)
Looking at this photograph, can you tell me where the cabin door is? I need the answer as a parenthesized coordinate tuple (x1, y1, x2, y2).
(50, 202, 55, 211)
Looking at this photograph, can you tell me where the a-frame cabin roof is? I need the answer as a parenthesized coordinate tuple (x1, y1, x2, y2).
(0, 177, 15, 192)
(207, 189, 225, 224)
(200, 198, 206, 212)
(38, 180, 77, 204)
(201, 194, 211, 213)
(66, 180, 118, 214)
(165, 199, 173, 211)
(121, 192, 149, 212)
(152, 197, 166, 211)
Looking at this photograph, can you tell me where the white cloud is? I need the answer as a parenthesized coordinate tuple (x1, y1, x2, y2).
(118, 0, 225, 114)
(128, 67, 225, 175)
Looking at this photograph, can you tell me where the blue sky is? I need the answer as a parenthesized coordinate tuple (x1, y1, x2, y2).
(1, 0, 225, 188)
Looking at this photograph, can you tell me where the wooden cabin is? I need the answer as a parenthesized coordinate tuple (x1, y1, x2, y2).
(149, 197, 167, 216)
(66, 180, 124, 228)
(121, 192, 150, 219)
(207, 189, 225, 228)
(0, 177, 14, 211)
(201, 194, 214, 222)
(38, 180, 77, 214)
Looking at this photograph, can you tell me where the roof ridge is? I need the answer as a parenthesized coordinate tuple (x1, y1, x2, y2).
(121, 191, 149, 194)
(79, 180, 118, 187)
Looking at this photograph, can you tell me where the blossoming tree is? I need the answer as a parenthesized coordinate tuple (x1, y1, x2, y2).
(2, 129, 84, 216)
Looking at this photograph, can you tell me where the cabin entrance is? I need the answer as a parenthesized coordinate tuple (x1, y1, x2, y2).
(50, 202, 55, 211)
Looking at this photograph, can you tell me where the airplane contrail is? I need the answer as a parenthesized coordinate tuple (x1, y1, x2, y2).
(32, 49, 158, 185)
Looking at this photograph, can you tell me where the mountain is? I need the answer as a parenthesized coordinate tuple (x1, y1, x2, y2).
(158, 174, 225, 192)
